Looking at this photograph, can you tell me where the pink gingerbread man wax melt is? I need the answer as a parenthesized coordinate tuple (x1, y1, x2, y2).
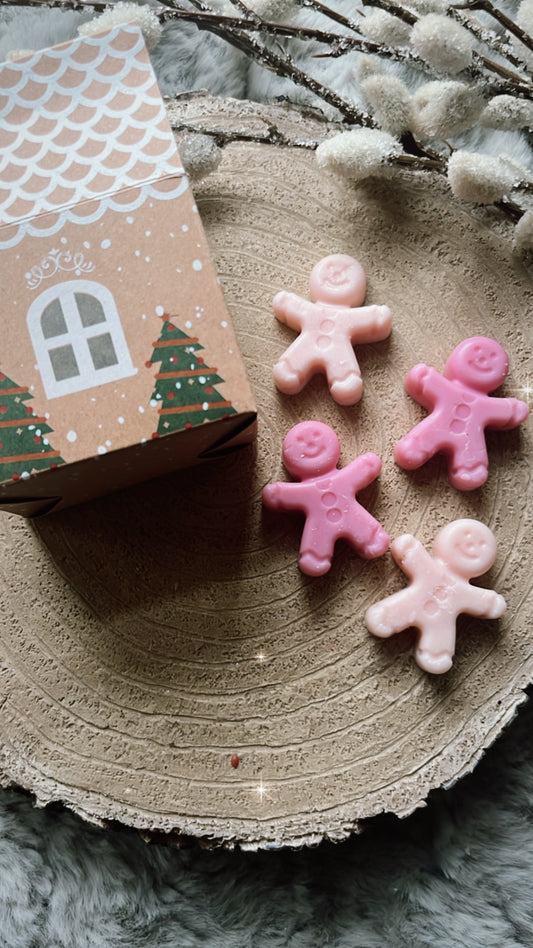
(262, 421, 390, 576)
(272, 254, 392, 406)
(365, 518, 506, 675)
(394, 336, 529, 490)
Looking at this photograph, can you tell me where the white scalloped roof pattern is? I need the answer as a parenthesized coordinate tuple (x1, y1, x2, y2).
(0, 25, 187, 247)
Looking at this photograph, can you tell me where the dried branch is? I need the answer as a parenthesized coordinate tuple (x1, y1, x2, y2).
(162, 0, 533, 97)
(169, 114, 323, 149)
(360, 0, 417, 26)
(157, 5, 425, 69)
(359, 0, 532, 93)
(160, 0, 377, 124)
(453, 0, 533, 53)
(3, 0, 531, 96)
(363, 0, 533, 78)
(450, 6, 529, 73)
(0, 0, 107, 10)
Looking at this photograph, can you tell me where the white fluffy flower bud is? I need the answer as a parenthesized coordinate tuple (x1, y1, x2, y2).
(411, 14, 474, 75)
(178, 134, 222, 180)
(236, 0, 297, 18)
(412, 80, 484, 138)
(6, 49, 36, 61)
(447, 150, 523, 204)
(316, 128, 404, 181)
(406, 0, 451, 12)
(517, 0, 533, 34)
(480, 95, 533, 131)
(360, 75, 413, 137)
(353, 55, 384, 85)
(79, 3, 163, 52)
(514, 207, 533, 251)
(359, 10, 412, 45)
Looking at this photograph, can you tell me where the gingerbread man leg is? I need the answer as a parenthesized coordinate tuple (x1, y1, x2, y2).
(447, 436, 489, 491)
(273, 338, 314, 395)
(325, 356, 363, 406)
(415, 618, 457, 674)
(299, 518, 337, 576)
(346, 506, 390, 559)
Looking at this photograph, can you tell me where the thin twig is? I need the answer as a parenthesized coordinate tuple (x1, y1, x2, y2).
(365, 0, 533, 78)
(160, 0, 377, 125)
(0, 0, 107, 8)
(225, 0, 262, 26)
(360, 0, 532, 93)
(159, 0, 533, 97)
(296, 0, 362, 34)
(470, 52, 533, 94)
(3, 0, 532, 97)
(451, 7, 531, 74)
(169, 115, 323, 149)
(157, 5, 423, 67)
(360, 0, 416, 26)
(453, 0, 533, 53)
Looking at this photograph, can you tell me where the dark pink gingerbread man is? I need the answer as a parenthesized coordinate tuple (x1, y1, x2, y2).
(394, 336, 529, 490)
(262, 421, 390, 576)
(273, 254, 392, 405)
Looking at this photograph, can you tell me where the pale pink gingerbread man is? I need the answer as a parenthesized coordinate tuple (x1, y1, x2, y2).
(394, 336, 529, 490)
(365, 519, 506, 674)
(272, 254, 392, 406)
(262, 421, 390, 576)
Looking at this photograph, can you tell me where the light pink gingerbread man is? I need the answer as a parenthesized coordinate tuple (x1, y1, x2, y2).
(394, 336, 529, 490)
(272, 254, 392, 406)
(365, 519, 506, 674)
(262, 421, 390, 576)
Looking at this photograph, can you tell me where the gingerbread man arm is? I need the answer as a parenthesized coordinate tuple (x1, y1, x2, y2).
(390, 534, 436, 580)
(404, 364, 453, 410)
(343, 304, 392, 344)
(273, 291, 313, 331)
(456, 583, 507, 619)
(481, 395, 529, 430)
(262, 480, 315, 513)
(338, 452, 383, 494)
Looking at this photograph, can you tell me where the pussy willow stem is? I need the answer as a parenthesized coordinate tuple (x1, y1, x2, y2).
(453, 0, 533, 53)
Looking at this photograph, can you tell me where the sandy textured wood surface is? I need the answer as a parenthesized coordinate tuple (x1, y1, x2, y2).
(0, 99, 531, 849)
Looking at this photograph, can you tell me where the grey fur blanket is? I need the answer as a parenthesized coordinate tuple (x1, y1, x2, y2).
(1, 5, 533, 946)
(0, 693, 532, 946)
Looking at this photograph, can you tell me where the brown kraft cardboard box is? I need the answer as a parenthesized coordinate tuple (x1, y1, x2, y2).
(0, 23, 257, 517)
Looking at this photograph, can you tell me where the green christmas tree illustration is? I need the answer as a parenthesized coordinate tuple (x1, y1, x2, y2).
(147, 314, 236, 435)
(0, 371, 64, 481)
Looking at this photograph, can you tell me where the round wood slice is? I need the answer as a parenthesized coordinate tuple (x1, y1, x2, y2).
(0, 99, 531, 849)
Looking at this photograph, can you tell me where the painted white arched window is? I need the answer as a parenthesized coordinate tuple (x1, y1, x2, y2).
(27, 280, 137, 399)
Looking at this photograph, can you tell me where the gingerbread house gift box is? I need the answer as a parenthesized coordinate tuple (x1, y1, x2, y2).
(0, 24, 257, 517)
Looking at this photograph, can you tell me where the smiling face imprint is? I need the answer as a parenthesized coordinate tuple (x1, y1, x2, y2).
(434, 518, 497, 577)
(445, 336, 509, 393)
(282, 421, 341, 479)
(309, 254, 367, 307)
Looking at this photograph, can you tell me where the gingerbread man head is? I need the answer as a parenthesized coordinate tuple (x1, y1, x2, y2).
(433, 518, 498, 579)
(282, 420, 341, 480)
(444, 336, 509, 394)
(309, 254, 367, 307)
